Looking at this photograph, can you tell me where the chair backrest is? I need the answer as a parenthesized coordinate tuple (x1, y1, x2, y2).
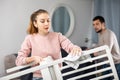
(0, 45, 119, 80)
(41, 45, 119, 80)
(60, 45, 119, 80)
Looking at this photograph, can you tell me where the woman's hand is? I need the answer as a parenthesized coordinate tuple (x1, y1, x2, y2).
(33, 56, 43, 65)
(26, 56, 43, 65)
(70, 47, 82, 56)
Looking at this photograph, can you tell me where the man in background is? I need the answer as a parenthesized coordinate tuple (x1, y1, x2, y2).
(92, 16, 120, 79)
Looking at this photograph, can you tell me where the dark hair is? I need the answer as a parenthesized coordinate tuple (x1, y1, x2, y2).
(27, 9, 49, 34)
(93, 16, 105, 23)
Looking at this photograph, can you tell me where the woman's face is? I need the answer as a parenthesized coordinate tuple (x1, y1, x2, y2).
(34, 13, 50, 35)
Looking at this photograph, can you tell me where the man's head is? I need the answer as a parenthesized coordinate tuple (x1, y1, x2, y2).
(92, 16, 106, 33)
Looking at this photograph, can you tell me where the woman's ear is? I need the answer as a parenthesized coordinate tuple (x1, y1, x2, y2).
(33, 21, 37, 28)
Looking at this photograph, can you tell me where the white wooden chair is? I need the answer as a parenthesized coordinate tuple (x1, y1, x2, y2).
(60, 45, 119, 80)
(0, 45, 119, 80)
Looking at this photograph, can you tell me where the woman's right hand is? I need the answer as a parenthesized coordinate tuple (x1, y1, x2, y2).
(33, 56, 43, 65)
(26, 56, 43, 65)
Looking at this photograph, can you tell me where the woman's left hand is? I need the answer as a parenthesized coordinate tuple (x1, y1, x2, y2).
(70, 47, 82, 56)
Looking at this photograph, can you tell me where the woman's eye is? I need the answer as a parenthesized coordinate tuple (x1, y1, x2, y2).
(40, 19, 50, 23)
(47, 20, 50, 22)
(40, 20, 45, 23)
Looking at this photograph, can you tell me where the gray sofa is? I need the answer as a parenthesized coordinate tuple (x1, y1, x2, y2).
(4, 54, 20, 80)
(4, 54, 32, 80)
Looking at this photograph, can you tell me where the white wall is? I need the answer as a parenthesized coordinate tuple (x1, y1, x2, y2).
(0, 0, 93, 77)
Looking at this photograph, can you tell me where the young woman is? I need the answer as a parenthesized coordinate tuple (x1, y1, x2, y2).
(16, 9, 82, 80)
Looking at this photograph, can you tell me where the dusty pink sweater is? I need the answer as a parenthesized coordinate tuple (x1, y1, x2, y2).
(16, 32, 79, 78)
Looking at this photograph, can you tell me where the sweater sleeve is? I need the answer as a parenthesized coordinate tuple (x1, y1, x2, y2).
(104, 31, 114, 52)
(16, 35, 31, 66)
(58, 33, 79, 53)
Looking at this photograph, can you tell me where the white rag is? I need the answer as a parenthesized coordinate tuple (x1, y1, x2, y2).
(64, 52, 91, 69)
